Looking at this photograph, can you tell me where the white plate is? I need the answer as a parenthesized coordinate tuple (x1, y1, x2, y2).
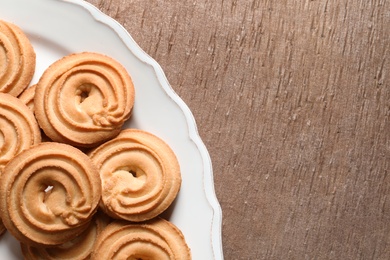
(0, 0, 223, 259)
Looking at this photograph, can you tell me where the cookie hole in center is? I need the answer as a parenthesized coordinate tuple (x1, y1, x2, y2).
(129, 256, 145, 260)
(128, 169, 138, 178)
(118, 167, 144, 179)
(77, 83, 93, 104)
(79, 90, 89, 103)
(42, 185, 54, 203)
(44, 185, 54, 193)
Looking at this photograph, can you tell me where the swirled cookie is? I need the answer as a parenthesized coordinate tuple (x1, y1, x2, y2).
(18, 85, 51, 142)
(0, 20, 36, 96)
(91, 218, 191, 260)
(18, 84, 36, 111)
(21, 211, 110, 260)
(0, 92, 41, 171)
(0, 142, 101, 246)
(34, 52, 135, 147)
(89, 129, 181, 222)
(0, 218, 6, 236)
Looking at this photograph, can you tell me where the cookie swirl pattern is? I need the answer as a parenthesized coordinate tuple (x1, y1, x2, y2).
(0, 93, 41, 171)
(21, 212, 110, 260)
(91, 218, 191, 260)
(34, 52, 135, 147)
(18, 84, 36, 111)
(0, 142, 101, 246)
(0, 20, 36, 96)
(89, 129, 181, 222)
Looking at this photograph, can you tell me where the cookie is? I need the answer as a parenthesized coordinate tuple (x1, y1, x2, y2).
(0, 218, 6, 237)
(91, 218, 191, 260)
(89, 129, 181, 222)
(18, 84, 36, 111)
(34, 52, 135, 147)
(21, 211, 110, 260)
(0, 20, 36, 96)
(18, 85, 51, 142)
(0, 142, 101, 246)
(0, 92, 41, 171)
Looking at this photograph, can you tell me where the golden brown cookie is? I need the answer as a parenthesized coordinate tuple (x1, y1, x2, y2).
(0, 142, 101, 246)
(34, 52, 135, 147)
(89, 129, 181, 222)
(18, 84, 36, 111)
(91, 218, 191, 260)
(18, 85, 51, 142)
(21, 211, 110, 260)
(0, 20, 36, 96)
(0, 92, 41, 171)
(0, 218, 6, 237)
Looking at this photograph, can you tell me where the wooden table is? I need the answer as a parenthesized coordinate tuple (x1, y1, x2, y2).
(86, 1, 389, 259)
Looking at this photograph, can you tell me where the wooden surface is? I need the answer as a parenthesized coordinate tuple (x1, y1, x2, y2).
(86, 0, 389, 259)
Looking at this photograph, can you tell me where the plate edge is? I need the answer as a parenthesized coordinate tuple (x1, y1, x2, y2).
(61, 0, 224, 259)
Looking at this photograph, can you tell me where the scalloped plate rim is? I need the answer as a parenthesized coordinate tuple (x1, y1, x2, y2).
(0, 0, 224, 259)
(65, 1, 224, 259)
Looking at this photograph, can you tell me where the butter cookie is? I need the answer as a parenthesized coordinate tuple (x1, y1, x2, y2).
(0, 20, 35, 96)
(21, 211, 110, 259)
(89, 129, 181, 222)
(91, 218, 191, 260)
(0, 92, 41, 171)
(0, 142, 101, 246)
(34, 52, 134, 147)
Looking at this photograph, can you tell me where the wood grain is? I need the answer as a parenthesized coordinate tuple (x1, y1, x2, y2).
(86, 0, 389, 259)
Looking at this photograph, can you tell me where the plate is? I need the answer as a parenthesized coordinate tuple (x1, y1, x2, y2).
(0, 0, 223, 259)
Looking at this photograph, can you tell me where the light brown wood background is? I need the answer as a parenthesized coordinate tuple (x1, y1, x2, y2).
(86, 0, 389, 259)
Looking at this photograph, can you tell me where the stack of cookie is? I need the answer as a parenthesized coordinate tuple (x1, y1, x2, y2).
(0, 19, 191, 259)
